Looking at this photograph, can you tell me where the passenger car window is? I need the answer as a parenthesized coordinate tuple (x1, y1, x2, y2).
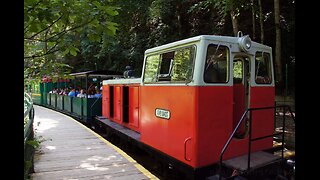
(204, 44, 229, 83)
(255, 52, 272, 84)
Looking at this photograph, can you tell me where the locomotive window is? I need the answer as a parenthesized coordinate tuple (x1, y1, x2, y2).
(171, 47, 195, 82)
(204, 44, 229, 83)
(144, 54, 160, 83)
(160, 52, 174, 74)
(144, 46, 196, 83)
(255, 52, 272, 84)
(233, 60, 243, 84)
(158, 52, 174, 81)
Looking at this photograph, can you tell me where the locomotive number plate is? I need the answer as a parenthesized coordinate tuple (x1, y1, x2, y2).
(155, 108, 170, 120)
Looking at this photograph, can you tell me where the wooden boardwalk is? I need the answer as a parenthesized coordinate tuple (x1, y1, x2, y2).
(31, 105, 158, 180)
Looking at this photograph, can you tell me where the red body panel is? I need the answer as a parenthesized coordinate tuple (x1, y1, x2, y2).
(102, 85, 110, 118)
(140, 86, 196, 167)
(249, 86, 275, 147)
(102, 84, 275, 168)
(102, 84, 140, 132)
(113, 86, 122, 123)
(195, 86, 234, 167)
(128, 87, 140, 131)
(233, 84, 246, 134)
(140, 85, 275, 168)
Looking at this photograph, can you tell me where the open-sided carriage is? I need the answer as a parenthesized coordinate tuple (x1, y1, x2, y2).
(29, 70, 122, 124)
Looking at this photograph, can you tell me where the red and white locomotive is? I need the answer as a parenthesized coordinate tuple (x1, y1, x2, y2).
(98, 32, 276, 178)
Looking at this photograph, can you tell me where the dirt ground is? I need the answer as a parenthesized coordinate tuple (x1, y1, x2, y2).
(274, 104, 295, 151)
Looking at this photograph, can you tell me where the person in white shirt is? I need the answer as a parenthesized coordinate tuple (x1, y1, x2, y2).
(76, 89, 87, 98)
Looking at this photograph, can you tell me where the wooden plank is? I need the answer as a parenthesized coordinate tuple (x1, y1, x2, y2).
(34, 158, 129, 172)
(31, 105, 154, 180)
(86, 172, 150, 180)
(41, 139, 102, 146)
(32, 164, 142, 179)
(36, 142, 110, 153)
(34, 148, 125, 162)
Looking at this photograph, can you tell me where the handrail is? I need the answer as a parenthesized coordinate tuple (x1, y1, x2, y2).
(90, 96, 102, 118)
(24, 107, 35, 142)
(24, 92, 33, 117)
(218, 105, 295, 179)
(24, 92, 35, 177)
(287, 108, 295, 123)
(184, 137, 192, 161)
(90, 96, 101, 110)
(24, 92, 34, 143)
(219, 109, 249, 164)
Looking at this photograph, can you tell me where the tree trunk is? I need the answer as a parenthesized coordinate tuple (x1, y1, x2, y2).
(258, 0, 264, 43)
(176, 4, 182, 37)
(230, 9, 239, 36)
(274, 0, 282, 84)
(251, 0, 256, 40)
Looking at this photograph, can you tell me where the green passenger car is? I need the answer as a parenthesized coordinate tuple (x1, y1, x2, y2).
(28, 70, 122, 125)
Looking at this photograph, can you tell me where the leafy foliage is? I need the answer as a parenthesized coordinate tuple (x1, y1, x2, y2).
(24, 0, 119, 81)
(24, 0, 295, 92)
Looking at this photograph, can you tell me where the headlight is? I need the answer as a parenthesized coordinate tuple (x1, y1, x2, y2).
(238, 35, 251, 52)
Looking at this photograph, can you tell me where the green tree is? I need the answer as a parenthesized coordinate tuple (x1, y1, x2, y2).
(210, 0, 247, 36)
(274, 0, 282, 84)
(24, 0, 119, 81)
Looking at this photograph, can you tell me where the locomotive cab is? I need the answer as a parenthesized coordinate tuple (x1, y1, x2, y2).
(139, 33, 274, 168)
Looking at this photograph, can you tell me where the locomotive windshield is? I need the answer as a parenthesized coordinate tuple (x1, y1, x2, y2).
(255, 52, 272, 84)
(204, 44, 229, 83)
(143, 46, 196, 83)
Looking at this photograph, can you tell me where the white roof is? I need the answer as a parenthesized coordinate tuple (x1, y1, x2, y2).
(103, 78, 141, 85)
(145, 35, 271, 54)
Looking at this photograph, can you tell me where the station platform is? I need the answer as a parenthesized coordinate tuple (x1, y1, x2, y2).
(31, 105, 158, 180)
